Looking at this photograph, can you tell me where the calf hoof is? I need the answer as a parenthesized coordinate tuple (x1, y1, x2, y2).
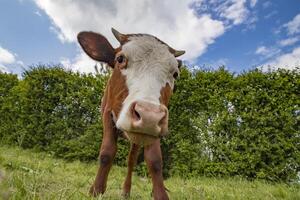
(121, 191, 130, 199)
(89, 184, 104, 197)
(151, 187, 169, 200)
(122, 181, 131, 199)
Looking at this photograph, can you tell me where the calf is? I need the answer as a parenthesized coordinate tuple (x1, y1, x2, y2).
(77, 28, 184, 200)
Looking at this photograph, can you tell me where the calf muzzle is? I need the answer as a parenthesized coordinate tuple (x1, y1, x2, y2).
(129, 101, 168, 137)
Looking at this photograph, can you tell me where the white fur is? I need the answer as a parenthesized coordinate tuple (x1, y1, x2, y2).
(116, 35, 178, 131)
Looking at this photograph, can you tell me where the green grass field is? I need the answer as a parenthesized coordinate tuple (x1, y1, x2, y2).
(0, 146, 299, 200)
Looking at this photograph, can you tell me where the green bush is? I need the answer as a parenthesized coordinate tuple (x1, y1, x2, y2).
(0, 66, 109, 161)
(0, 73, 19, 142)
(0, 65, 299, 182)
(164, 67, 299, 182)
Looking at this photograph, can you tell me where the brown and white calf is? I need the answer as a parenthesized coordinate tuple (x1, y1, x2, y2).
(77, 28, 184, 200)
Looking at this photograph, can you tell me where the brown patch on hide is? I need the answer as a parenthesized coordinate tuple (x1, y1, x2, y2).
(102, 67, 128, 118)
(159, 83, 172, 106)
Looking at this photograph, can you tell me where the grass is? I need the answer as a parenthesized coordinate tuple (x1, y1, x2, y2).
(0, 146, 299, 200)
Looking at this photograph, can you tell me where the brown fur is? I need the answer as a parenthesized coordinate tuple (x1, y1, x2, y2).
(103, 67, 128, 118)
(160, 83, 172, 106)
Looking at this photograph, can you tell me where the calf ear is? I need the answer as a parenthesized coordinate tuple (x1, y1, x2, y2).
(77, 31, 115, 67)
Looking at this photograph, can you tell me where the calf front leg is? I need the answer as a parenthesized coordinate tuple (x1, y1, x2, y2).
(122, 143, 140, 198)
(89, 109, 118, 196)
(144, 139, 169, 200)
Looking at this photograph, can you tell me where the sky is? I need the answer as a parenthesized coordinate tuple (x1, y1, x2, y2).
(0, 0, 300, 76)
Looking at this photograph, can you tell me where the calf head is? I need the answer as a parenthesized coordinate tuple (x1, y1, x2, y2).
(78, 28, 184, 145)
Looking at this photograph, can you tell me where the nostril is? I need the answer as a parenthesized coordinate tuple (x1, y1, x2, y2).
(131, 102, 141, 121)
(134, 109, 141, 120)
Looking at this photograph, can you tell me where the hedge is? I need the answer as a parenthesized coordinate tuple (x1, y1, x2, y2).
(0, 65, 299, 182)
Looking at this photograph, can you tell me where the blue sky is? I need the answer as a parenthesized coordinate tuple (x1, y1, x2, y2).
(0, 0, 300, 75)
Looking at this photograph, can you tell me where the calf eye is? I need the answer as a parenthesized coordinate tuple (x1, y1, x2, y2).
(117, 55, 124, 63)
(173, 72, 178, 79)
(177, 59, 182, 68)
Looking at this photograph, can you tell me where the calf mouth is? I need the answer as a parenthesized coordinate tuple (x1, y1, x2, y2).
(124, 131, 158, 146)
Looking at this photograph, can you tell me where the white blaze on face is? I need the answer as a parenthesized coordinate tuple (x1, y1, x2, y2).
(116, 35, 178, 132)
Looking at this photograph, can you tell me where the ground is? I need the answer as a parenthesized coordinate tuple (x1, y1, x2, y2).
(0, 146, 299, 200)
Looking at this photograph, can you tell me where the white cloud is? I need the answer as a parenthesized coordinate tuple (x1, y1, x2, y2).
(0, 46, 16, 73)
(60, 57, 71, 69)
(0, 46, 24, 74)
(33, 0, 256, 73)
(255, 46, 268, 55)
(284, 14, 300, 35)
(263, 47, 300, 71)
(255, 45, 280, 58)
(193, 0, 251, 27)
(33, 0, 226, 60)
(31, 0, 255, 73)
(219, 0, 249, 25)
(242, 14, 258, 31)
(279, 37, 299, 47)
(61, 53, 111, 74)
(250, 0, 258, 8)
(0, 64, 8, 73)
(264, 10, 277, 20)
(0, 46, 16, 64)
(60, 53, 98, 74)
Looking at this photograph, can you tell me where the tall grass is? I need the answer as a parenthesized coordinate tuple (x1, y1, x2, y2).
(0, 146, 299, 200)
